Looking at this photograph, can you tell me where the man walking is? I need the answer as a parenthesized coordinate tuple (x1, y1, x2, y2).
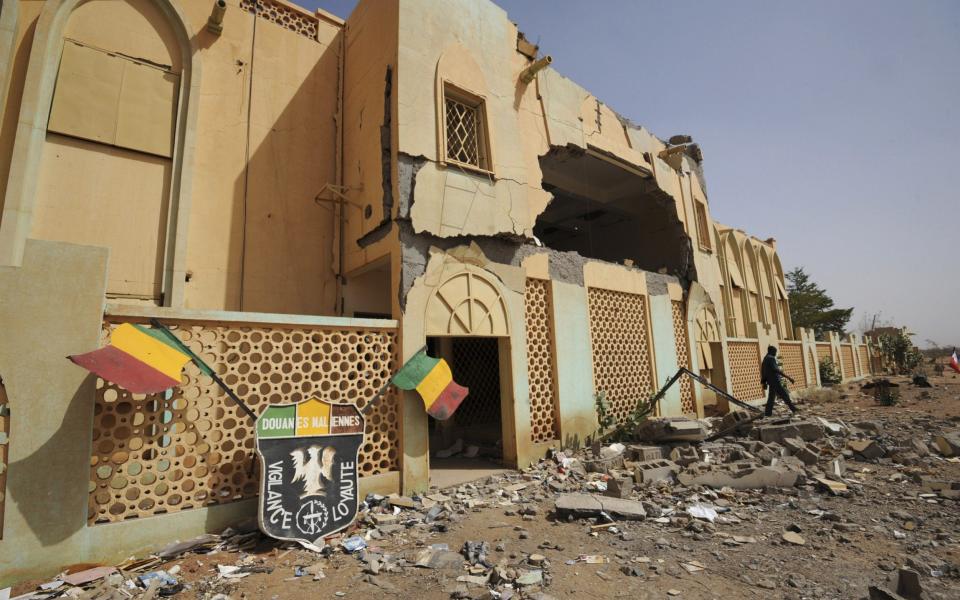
(761, 345, 798, 417)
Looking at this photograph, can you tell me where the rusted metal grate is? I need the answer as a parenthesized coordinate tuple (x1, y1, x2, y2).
(525, 279, 559, 443)
(445, 96, 484, 168)
(89, 320, 400, 524)
(587, 288, 655, 426)
(671, 300, 696, 415)
(450, 338, 501, 427)
(728, 340, 764, 401)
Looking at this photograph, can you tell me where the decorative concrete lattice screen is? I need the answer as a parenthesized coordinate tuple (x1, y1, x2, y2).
(587, 288, 655, 426)
(840, 344, 855, 379)
(778, 342, 807, 387)
(670, 301, 696, 415)
(89, 320, 399, 524)
(240, 0, 319, 40)
(816, 343, 832, 364)
(525, 279, 559, 443)
(858, 346, 870, 376)
(727, 340, 764, 401)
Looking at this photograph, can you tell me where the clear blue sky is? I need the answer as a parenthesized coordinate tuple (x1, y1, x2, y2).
(306, 0, 960, 348)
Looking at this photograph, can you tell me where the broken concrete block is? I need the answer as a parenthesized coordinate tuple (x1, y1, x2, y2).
(677, 462, 799, 490)
(757, 421, 824, 444)
(635, 417, 708, 442)
(720, 410, 755, 433)
(604, 477, 634, 498)
(854, 420, 883, 435)
(699, 443, 752, 464)
(868, 586, 909, 600)
(814, 476, 848, 495)
(828, 456, 847, 478)
(741, 440, 787, 465)
(632, 459, 678, 484)
(555, 494, 646, 520)
(910, 438, 930, 457)
(896, 568, 923, 600)
(848, 439, 885, 460)
(920, 477, 960, 499)
(932, 432, 960, 457)
(669, 445, 701, 467)
(627, 445, 668, 462)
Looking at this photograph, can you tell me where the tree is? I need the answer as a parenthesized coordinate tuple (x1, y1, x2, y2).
(785, 267, 853, 339)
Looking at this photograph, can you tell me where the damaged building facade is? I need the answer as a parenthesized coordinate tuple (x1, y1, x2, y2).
(0, 0, 876, 581)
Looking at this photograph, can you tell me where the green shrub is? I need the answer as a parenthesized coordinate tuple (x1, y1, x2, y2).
(819, 357, 842, 386)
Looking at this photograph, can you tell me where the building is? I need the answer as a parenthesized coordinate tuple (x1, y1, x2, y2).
(0, 0, 876, 582)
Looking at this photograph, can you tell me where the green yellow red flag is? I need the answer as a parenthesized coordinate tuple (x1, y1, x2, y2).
(68, 323, 191, 393)
(391, 349, 468, 420)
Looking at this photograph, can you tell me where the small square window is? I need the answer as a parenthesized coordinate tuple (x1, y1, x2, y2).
(443, 85, 490, 171)
(694, 201, 712, 252)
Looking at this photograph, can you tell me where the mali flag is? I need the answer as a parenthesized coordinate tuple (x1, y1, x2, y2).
(69, 323, 191, 393)
(391, 349, 469, 420)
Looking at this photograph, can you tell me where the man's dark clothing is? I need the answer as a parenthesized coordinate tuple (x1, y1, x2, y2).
(761, 353, 798, 416)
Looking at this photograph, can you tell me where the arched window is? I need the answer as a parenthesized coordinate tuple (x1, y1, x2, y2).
(0, 0, 197, 306)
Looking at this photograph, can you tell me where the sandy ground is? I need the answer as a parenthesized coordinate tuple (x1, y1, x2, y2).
(11, 371, 960, 600)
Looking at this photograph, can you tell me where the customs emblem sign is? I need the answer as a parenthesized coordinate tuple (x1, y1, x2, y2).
(256, 398, 364, 544)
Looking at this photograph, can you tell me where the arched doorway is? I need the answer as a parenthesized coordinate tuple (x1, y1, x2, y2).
(423, 267, 516, 477)
(694, 304, 727, 414)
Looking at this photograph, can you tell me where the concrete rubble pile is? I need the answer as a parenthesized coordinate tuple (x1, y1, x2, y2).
(7, 406, 960, 600)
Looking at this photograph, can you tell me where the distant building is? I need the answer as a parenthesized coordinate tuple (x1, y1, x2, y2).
(0, 0, 874, 581)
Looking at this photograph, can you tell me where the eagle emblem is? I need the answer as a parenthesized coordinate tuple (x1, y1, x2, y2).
(290, 445, 336, 498)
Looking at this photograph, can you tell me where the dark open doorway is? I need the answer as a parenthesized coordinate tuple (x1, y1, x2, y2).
(427, 336, 509, 487)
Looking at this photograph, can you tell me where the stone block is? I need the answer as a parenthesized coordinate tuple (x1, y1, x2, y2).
(632, 459, 678, 484)
(848, 439, 885, 460)
(932, 432, 960, 457)
(555, 494, 646, 520)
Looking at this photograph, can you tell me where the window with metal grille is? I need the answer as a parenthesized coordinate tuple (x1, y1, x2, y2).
(694, 201, 712, 252)
(443, 86, 490, 171)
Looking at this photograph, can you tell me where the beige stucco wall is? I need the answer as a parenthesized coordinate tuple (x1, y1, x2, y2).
(0, 0, 343, 315)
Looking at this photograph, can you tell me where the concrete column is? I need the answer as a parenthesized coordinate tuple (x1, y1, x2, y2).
(648, 294, 682, 416)
(550, 281, 596, 448)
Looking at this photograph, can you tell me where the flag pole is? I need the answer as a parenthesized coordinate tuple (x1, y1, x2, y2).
(149, 318, 258, 423)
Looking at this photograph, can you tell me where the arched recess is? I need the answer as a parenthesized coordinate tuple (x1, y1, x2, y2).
(424, 267, 510, 337)
(434, 43, 496, 174)
(0, 0, 199, 308)
(722, 232, 748, 337)
(741, 239, 764, 326)
(758, 248, 778, 334)
(772, 252, 792, 338)
(687, 289, 726, 413)
(0, 0, 19, 117)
